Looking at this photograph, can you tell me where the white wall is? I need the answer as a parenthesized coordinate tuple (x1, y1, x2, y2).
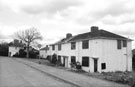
(9, 46, 21, 56)
(47, 39, 132, 73)
(99, 39, 132, 72)
(40, 50, 47, 58)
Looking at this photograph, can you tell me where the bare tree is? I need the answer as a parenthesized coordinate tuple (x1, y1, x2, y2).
(15, 27, 42, 58)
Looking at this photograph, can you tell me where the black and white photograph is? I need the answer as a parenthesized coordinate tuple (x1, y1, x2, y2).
(0, 0, 135, 87)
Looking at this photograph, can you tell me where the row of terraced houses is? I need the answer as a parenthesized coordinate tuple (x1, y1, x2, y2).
(40, 26, 132, 73)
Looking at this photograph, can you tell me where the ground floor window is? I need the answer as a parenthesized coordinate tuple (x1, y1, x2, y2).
(101, 63, 106, 69)
(71, 56, 76, 65)
(58, 55, 61, 63)
(82, 57, 89, 67)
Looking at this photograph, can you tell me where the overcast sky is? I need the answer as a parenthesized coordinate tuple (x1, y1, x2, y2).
(0, 0, 135, 48)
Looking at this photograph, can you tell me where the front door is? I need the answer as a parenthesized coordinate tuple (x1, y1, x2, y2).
(94, 59, 98, 72)
(63, 57, 65, 66)
(65, 56, 68, 68)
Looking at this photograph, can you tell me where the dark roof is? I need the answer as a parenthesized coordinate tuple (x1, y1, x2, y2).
(40, 46, 49, 50)
(9, 42, 24, 47)
(69, 30, 131, 42)
(50, 37, 73, 45)
(50, 28, 132, 46)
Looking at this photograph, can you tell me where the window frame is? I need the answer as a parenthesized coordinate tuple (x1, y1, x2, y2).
(101, 63, 106, 70)
(82, 56, 89, 67)
(123, 40, 127, 47)
(117, 40, 122, 49)
(82, 40, 89, 49)
(52, 45, 55, 50)
(58, 44, 61, 51)
(71, 42, 76, 50)
(71, 56, 76, 64)
(58, 55, 61, 63)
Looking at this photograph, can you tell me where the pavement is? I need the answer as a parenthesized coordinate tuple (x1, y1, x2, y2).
(0, 57, 75, 87)
(14, 57, 130, 87)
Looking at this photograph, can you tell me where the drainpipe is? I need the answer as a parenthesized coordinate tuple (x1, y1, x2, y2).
(77, 42, 80, 62)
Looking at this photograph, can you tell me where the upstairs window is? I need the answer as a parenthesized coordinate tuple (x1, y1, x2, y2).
(71, 56, 76, 64)
(123, 40, 127, 47)
(82, 57, 89, 67)
(71, 42, 76, 50)
(52, 45, 55, 50)
(82, 40, 89, 49)
(58, 44, 61, 51)
(117, 40, 121, 49)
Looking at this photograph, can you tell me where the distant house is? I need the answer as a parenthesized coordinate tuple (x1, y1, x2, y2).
(40, 45, 49, 58)
(8, 39, 24, 57)
(47, 26, 132, 73)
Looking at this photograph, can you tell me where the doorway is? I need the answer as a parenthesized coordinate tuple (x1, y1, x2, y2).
(94, 59, 98, 72)
(63, 56, 68, 68)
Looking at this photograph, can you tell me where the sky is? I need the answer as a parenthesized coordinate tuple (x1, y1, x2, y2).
(0, 0, 135, 48)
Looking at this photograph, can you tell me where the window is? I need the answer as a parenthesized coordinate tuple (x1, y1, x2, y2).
(52, 45, 55, 50)
(71, 56, 76, 64)
(82, 57, 89, 67)
(101, 63, 106, 70)
(71, 42, 76, 50)
(117, 40, 121, 49)
(58, 44, 61, 51)
(82, 40, 89, 49)
(123, 40, 127, 47)
(58, 56, 61, 63)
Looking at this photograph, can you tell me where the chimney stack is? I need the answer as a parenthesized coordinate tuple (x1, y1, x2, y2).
(66, 33, 72, 38)
(14, 39, 19, 44)
(91, 26, 99, 32)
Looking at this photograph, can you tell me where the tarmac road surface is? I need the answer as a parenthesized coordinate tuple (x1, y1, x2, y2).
(0, 57, 75, 87)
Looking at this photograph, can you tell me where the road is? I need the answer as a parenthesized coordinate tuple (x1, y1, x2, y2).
(0, 57, 75, 87)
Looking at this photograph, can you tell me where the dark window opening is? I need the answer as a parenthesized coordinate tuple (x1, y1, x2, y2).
(71, 42, 76, 50)
(82, 57, 89, 67)
(82, 40, 89, 49)
(58, 44, 61, 51)
(52, 45, 55, 50)
(101, 63, 106, 70)
(117, 40, 121, 49)
(71, 56, 76, 64)
(123, 40, 127, 47)
(58, 56, 61, 63)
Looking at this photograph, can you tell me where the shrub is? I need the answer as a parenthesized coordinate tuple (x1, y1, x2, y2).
(18, 49, 26, 57)
(29, 50, 39, 58)
(46, 55, 52, 62)
(13, 53, 19, 57)
(51, 54, 57, 64)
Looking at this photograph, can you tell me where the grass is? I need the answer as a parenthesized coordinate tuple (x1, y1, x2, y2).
(23, 58, 135, 87)
(86, 71, 135, 86)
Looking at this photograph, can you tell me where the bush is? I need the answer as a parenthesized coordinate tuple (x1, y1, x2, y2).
(46, 55, 51, 62)
(29, 51, 39, 58)
(51, 54, 57, 64)
(13, 53, 19, 57)
(18, 49, 26, 57)
(0, 43, 9, 56)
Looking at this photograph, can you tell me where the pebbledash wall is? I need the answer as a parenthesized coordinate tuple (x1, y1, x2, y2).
(47, 27, 132, 73)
